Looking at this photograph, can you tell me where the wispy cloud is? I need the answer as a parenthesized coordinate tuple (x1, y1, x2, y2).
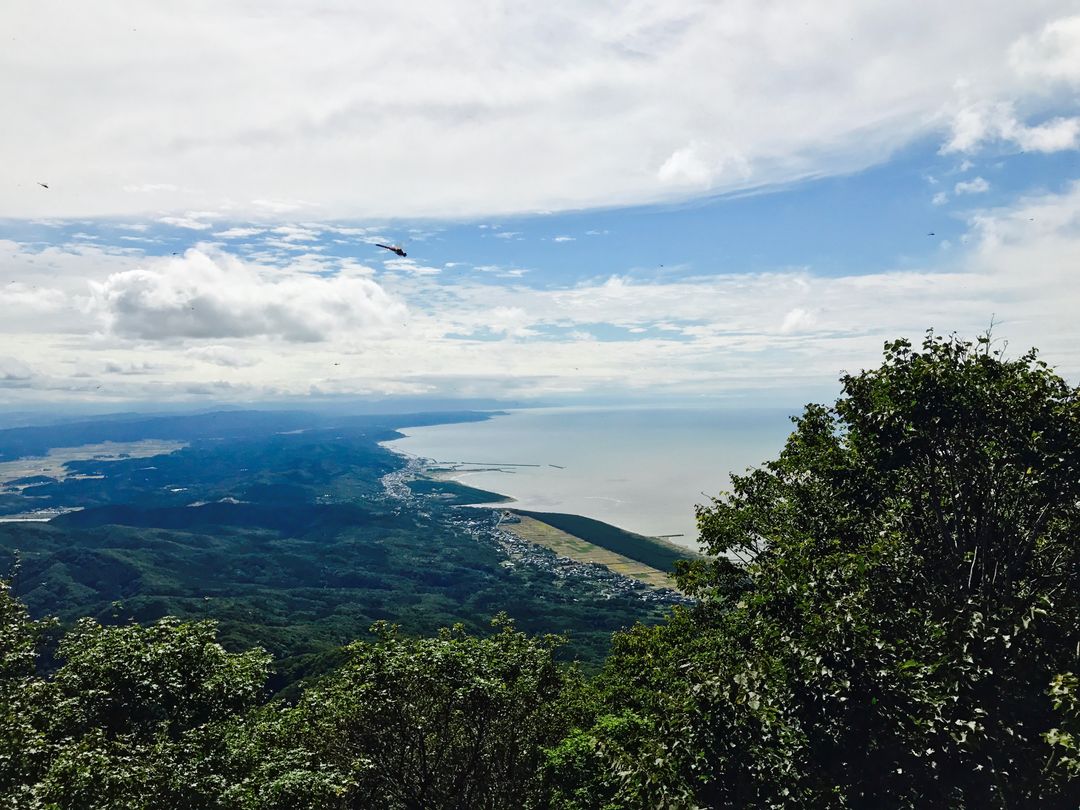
(4, 4, 1078, 219)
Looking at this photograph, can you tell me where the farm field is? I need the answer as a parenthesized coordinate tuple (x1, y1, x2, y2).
(501, 514, 677, 590)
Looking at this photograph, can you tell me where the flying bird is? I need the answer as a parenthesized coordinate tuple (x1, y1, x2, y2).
(375, 243, 407, 257)
(37, 182, 48, 189)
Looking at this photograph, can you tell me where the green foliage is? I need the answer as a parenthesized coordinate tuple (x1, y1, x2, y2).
(0, 578, 56, 806)
(570, 332, 1080, 808)
(543, 711, 660, 810)
(1047, 672, 1080, 779)
(47, 618, 270, 741)
(0, 581, 270, 809)
(224, 616, 576, 809)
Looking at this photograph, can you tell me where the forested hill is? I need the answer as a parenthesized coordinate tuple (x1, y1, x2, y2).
(0, 409, 676, 674)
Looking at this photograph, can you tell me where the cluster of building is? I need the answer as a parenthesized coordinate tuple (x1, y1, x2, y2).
(379, 456, 428, 503)
(493, 519, 693, 606)
(442, 508, 693, 606)
(382, 457, 693, 607)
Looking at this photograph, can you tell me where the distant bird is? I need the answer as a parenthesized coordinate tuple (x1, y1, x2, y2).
(375, 243, 407, 257)
(37, 182, 48, 189)
(927, 232, 935, 236)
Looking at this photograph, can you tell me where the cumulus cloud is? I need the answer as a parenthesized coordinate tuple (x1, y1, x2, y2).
(3, 3, 1077, 219)
(91, 248, 406, 342)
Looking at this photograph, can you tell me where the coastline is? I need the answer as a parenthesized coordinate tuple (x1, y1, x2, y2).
(379, 406, 794, 548)
(379, 434, 698, 593)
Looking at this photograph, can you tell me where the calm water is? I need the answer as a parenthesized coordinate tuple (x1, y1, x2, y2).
(386, 407, 795, 551)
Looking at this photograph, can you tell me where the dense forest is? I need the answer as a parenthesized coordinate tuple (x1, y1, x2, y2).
(1, 332, 1079, 808)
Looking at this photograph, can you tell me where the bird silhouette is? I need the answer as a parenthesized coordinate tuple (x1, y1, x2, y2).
(37, 182, 48, 189)
(375, 243, 407, 257)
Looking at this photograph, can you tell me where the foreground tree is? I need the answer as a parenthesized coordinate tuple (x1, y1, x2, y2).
(225, 617, 578, 809)
(0, 584, 270, 810)
(575, 332, 1080, 808)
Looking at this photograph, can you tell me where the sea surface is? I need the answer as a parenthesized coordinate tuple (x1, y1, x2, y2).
(386, 406, 796, 551)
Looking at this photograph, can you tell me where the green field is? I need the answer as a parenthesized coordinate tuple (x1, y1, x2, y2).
(509, 509, 697, 571)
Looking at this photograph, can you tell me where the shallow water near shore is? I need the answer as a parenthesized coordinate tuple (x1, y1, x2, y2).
(387, 406, 795, 551)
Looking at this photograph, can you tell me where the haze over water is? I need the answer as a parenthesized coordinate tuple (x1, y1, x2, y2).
(388, 407, 795, 551)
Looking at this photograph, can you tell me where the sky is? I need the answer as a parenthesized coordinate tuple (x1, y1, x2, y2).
(2, 2, 1079, 410)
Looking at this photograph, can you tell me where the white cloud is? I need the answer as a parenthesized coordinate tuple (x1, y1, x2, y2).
(214, 227, 265, 238)
(123, 183, 180, 193)
(1010, 117, 1080, 152)
(779, 308, 816, 334)
(103, 360, 166, 375)
(252, 199, 316, 214)
(658, 143, 750, 189)
(485, 306, 535, 338)
(90, 248, 406, 342)
(3, 3, 1077, 219)
(1010, 15, 1080, 83)
(271, 225, 320, 242)
(158, 215, 213, 231)
(185, 345, 260, 368)
(553, 236, 575, 242)
(943, 101, 1080, 154)
(932, 191, 949, 206)
(0, 356, 34, 381)
(382, 257, 441, 275)
(954, 176, 990, 195)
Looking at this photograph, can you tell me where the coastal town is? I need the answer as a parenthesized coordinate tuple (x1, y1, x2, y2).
(382, 456, 693, 607)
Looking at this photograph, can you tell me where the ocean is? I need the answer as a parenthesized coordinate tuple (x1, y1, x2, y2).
(385, 406, 796, 551)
